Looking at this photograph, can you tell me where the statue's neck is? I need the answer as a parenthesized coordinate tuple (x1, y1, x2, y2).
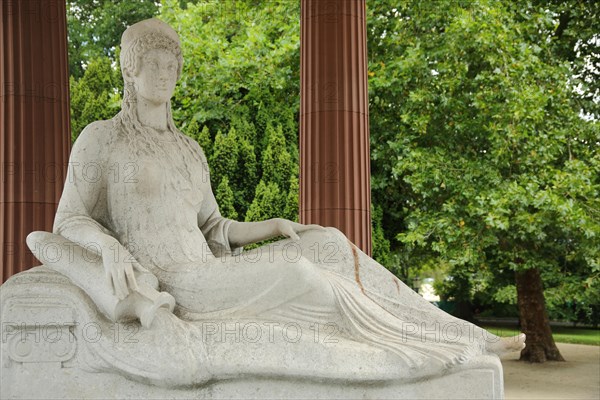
(136, 98, 168, 131)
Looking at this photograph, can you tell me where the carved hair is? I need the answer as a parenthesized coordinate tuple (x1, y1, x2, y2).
(120, 32, 183, 80)
(113, 31, 203, 175)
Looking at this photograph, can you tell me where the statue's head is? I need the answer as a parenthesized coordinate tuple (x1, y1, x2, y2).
(114, 18, 196, 160)
(119, 19, 183, 105)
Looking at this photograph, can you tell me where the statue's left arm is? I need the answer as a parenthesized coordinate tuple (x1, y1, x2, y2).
(193, 141, 322, 253)
(201, 204, 321, 250)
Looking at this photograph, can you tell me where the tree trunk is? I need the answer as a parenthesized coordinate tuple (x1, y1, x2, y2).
(515, 268, 565, 362)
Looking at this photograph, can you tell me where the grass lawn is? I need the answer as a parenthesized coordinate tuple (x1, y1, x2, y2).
(482, 325, 600, 346)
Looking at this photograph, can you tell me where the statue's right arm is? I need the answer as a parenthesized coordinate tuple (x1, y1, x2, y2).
(53, 121, 139, 300)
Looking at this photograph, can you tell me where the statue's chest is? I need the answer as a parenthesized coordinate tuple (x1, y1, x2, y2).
(108, 137, 204, 213)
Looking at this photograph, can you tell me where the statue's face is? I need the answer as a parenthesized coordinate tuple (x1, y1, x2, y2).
(132, 48, 178, 106)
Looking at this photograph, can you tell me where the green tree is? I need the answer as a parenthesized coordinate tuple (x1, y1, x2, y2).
(371, 204, 391, 268)
(215, 177, 238, 220)
(160, 0, 301, 132)
(367, 0, 599, 362)
(183, 118, 200, 141)
(235, 138, 258, 215)
(197, 125, 213, 161)
(531, 0, 600, 118)
(262, 123, 292, 191)
(159, 0, 301, 222)
(67, 0, 160, 78)
(245, 180, 285, 222)
(283, 175, 300, 222)
(231, 115, 257, 147)
(69, 56, 122, 141)
(209, 128, 238, 188)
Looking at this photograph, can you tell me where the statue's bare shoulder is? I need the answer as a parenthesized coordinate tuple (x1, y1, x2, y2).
(71, 119, 117, 163)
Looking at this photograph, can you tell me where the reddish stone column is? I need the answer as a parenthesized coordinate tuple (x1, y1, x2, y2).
(1, 0, 71, 282)
(299, 0, 372, 255)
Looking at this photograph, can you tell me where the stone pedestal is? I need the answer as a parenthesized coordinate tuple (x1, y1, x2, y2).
(2, 359, 503, 399)
(1, 267, 504, 400)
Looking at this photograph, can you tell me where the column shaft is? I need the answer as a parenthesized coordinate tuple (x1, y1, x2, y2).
(299, 0, 372, 255)
(1, 0, 71, 282)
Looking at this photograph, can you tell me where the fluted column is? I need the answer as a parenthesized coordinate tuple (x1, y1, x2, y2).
(299, 0, 372, 255)
(1, 0, 71, 282)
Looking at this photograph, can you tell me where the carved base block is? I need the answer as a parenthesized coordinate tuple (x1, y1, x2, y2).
(2, 357, 503, 399)
(1, 267, 504, 399)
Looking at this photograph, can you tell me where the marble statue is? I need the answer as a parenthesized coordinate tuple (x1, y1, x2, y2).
(1, 18, 524, 399)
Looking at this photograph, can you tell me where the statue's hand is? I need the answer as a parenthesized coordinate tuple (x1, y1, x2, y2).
(274, 218, 326, 241)
(103, 244, 140, 300)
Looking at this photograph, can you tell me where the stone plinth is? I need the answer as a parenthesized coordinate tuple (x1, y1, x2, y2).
(1, 267, 504, 399)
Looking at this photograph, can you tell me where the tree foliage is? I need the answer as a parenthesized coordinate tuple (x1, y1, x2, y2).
(531, 0, 600, 118)
(69, 57, 122, 142)
(210, 128, 239, 187)
(215, 176, 238, 220)
(367, 0, 599, 360)
(372, 204, 391, 268)
(245, 180, 285, 222)
(262, 123, 293, 192)
(67, 0, 160, 78)
(160, 0, 301, 221)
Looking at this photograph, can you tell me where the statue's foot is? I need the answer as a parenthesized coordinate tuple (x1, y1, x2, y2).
(487, 333, 526, 355)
